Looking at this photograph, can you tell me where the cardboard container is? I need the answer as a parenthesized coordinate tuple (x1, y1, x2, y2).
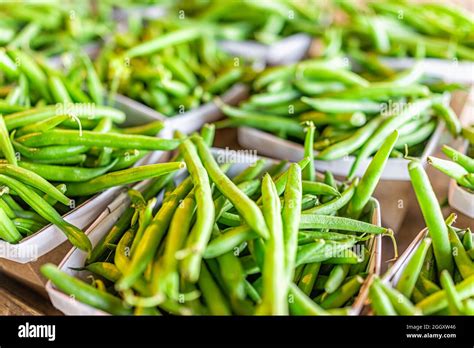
(382, 229, 428, 286)
(237, 120, 444, 181)
(448, 141, 474, 219)
(0, 113, 172, 295)
(114, 84, 249, 135)
(45, 149, 382, 315)
(220, 33, 312, 66)
(380, 57, 474, 84)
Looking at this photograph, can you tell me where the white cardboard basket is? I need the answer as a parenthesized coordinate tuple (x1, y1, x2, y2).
(237, 121, 444, 181)
(45, 149, 382, 316)
(448, 141, 474, 219)
(219, 33, 312, 66)
(380, 57, 474, 84)
(114, 84, 248, 135)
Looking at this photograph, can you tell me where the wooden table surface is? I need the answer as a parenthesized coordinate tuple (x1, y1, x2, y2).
(1, 1, 473, 316)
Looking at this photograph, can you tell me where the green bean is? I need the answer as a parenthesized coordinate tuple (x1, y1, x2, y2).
(232, 159, 266, 185)
(0, 174, 91, 251)
(43, 183, 66, 207)
(17, 160, 117, 183)
(390, 62, 425, 87)
(298, 231, 360, 244)
(13, 218, 45, 235)
(16, 115, 70, 137)
(300, 66, 369, 87)
(416, 275, 474, 314)
(319, 275, 364, 309)
(394, 121, 436, 150)
(82, 54, 104, 105)
(410, 159, 455, 274)
(303, 178, 358, 215)
(116, 176, 194, 291)
(215, 180, 260, 218)
(114, 229, 134, 273)
(298, 263, 320, 295)
(129, 196, 156, 257)
(396, 238, 432, 298)
(120, 121, 164, 137)
(296, 239, 356, 266)
(282, 164, 302, 283)
(220, 104, 305, 139)
(248, 90, 300, 107)
(294, 80, 345, 96)
(193, 135, 269, 239)
(432, 103, 461, 136)
(376, 279, 419, 315)
(0, 197, 15, 219)
(462, 127, 474, 145)
(442, 145, 474, 173)
(347, 130, 398, 219)
(349, 98, 434, 179)
(300, 111, 367, 127)
(48, 75, 72, 104)
(179, 137, 215, 283)
(244, 280, 261, 304)
(0, 163, 71, 205)
(448, 227, 474, 279)
(87, 208, 134, 264)
(428, 156, 473, 189)
(198, 262, 231, 315)
(41, 264, 131, 315)
(419, 276, 441, 295)
(325, 264, 351, 294)
(302, 122, 315, 182)
(0, 49, 19, 78)
(369, 279, 397, 315)
(27, 154, 86, 166)
(302, 181, 340, 197)
(463, 229, 472, 251)
(204, 225, 254, 259)
(299, 214, 387, 234)
(0, 115, 17, 166)
(329, 84, 430, 100)
(156, 192, 194, 295)
(316, 116, 385, 161)
(439, 270, 464, 315)
(12, 137, 89, 161)
(65, 162, 184, 197)
(289, 283, 328, 315)
(16, 129, 180, 151)
(86, 262, 122, 282)
(7, 49, 50, 102)
(125, 28, 202, 58)
(0, 206, 22, 243)
(4, 105, 126, 130)
(163, 56, 198, 88)
(301, 97, 382, 114)
(256, 174, 287, 315)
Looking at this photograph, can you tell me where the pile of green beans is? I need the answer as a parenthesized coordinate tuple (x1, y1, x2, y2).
(428, 145, 474, 191)
(369, 219, 474, 316)
(0, 103, 182, 248)
(95, 19, 254, 117)
(369, 160, 474, 315)
(0, 1, 114, 56)
(0, 48, 109, 109)
(172, 0, 324, 44)
(335, 0, 474, 61)
(41, 124, 396, 316)
(0, 49, 185, 248)
(217, 56, 462, 178)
